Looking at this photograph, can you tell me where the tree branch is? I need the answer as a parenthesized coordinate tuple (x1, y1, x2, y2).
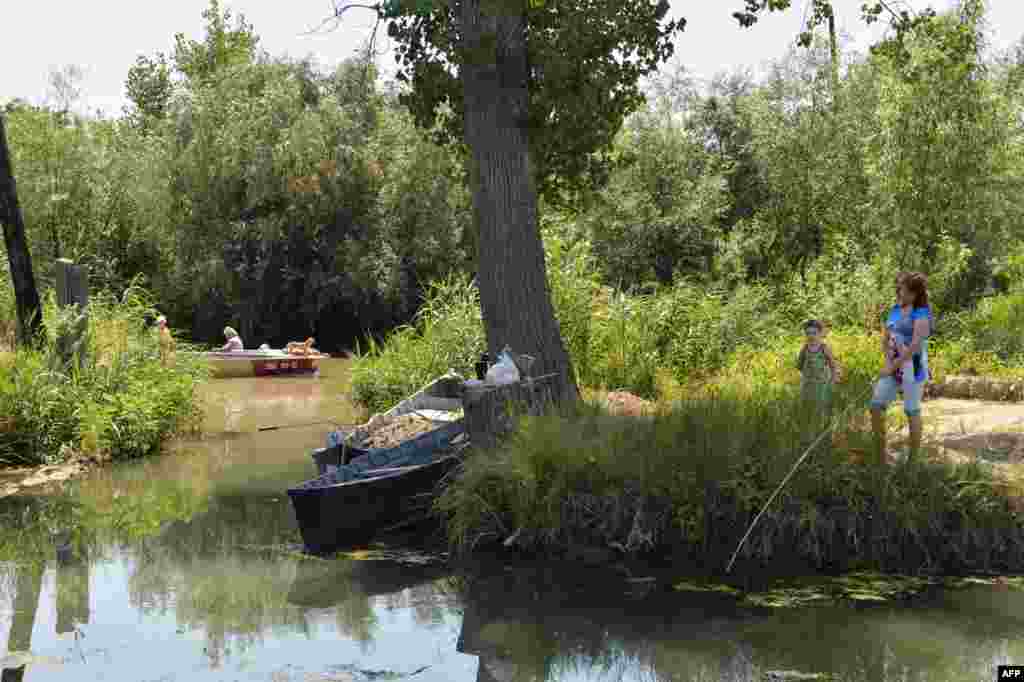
(299, 2, 381, 36)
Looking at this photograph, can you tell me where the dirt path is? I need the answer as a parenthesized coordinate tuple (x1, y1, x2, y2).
(919, 398, 1024, 460)
(906, 398, 1024, 494)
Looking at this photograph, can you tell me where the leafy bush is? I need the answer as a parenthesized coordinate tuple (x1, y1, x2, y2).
(956, 291, 1024, 363)
(0, 284, 205, 467)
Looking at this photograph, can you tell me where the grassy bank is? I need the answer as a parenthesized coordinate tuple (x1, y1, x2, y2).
(0, 285, 206, 468)
(435, 392, 1024, 576)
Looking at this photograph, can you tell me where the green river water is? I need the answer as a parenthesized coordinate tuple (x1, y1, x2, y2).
(0, 359, 1022, 682)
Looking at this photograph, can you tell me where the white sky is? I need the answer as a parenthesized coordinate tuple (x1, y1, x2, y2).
(2, 0, 1021, 118)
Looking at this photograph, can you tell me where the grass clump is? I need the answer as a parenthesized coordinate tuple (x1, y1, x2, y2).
(349, 274, 485, 414)
(0, 283, 206, 467)
(435, 390, 1024, 576)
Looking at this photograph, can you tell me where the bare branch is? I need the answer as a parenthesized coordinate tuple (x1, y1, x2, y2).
(299, 2, 380, 36)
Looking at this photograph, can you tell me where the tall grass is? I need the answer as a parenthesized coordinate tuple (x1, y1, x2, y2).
(350, 273, 485, 414)
(435, 394, 1024, 575)
(0, 282, 206, 467)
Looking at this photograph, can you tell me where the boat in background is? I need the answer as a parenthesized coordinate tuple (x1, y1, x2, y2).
(203, 350, 329, 378)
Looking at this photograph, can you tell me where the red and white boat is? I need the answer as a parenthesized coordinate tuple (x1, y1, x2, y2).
(203, 350, 329, 378)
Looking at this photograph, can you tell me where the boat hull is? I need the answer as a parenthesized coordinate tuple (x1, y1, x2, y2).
(204, 352, 325, 378)
(287, 455, 460, 555)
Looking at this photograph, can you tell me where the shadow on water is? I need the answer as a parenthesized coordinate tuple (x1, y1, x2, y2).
(1, 359, 1023, 681)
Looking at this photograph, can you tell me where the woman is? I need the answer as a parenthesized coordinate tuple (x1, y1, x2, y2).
(869, 272, 932, 464)
(156, 315, 176, 366)
(220, 326, 244, 352)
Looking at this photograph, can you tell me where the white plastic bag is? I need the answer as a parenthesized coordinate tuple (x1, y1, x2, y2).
(486, 349, 520, 385)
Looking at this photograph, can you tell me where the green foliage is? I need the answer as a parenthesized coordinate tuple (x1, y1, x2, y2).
(124, 53, 174, 129)
(541, 219, 599, 383)
(579, 114, 727, 286)
(172, 0, 260, 86)
(0, 285, 204, 466)
(386, 0, 685, 204)
(350, 274, 484, 414)
(863, 9, 1019, 306)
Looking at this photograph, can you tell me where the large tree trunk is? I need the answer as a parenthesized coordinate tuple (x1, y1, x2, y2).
(0, 113, 44, 348)
(459, 0, 578, 403)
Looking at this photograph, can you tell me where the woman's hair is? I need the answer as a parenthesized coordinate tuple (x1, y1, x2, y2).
(903, 272, 929, 307)
(804, 319, 824, 333)
(895, 271, 910, 286)
(223, 326, 238, 339)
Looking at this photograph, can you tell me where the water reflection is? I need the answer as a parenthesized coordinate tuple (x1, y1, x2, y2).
(452, 562, 1024, 682)
(2, 561, 43, 682)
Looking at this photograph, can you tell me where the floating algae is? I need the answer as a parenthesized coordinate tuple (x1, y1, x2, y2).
(942, 575, 1024, 590)
(672, 579, 742, 596)
(742, 571, 1024, 609)
(743, 572, 940, 609)
(669, 571, 1023, 610)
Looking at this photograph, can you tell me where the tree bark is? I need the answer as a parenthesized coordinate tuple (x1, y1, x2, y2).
(0, 113, 44, 348)
(459, 0, 578, 403)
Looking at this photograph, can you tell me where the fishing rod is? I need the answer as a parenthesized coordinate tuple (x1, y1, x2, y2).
(258, 419, 350, 432)
(725, 382, 877, 574)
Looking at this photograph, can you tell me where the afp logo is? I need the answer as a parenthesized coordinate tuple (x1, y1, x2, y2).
(998, 665, 1024, 679)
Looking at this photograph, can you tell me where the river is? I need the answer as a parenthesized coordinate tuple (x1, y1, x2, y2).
(0, 359, 1022, 682)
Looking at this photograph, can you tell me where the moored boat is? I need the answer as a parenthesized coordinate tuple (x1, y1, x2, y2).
(312, 372, 465, 475)
(287, 437, 467, 555)
(203, 350, 328, 378)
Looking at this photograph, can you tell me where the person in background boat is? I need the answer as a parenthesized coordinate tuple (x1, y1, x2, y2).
(796, 319, 839, 445)
(155, 315, 176, 366)
(220, 326, 244, 352)
(286, 337, 317, 356)
(870, 272, 932, 465)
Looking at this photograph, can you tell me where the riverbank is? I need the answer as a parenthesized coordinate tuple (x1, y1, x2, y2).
(434, 385, 1024, 578)
(0, 290, 207, 487)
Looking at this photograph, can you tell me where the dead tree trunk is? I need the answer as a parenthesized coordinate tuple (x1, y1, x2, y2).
(0, 113, 43, 348)
(459, 0, 578, 404)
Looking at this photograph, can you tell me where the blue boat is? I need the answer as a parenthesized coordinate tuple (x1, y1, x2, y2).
(289, 373, 468, 554)
(287, 430, 467, 555)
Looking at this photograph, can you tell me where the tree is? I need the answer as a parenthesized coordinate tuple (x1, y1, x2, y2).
(321, 0, 684, 401)
(125, 54, 174, 130)
(328, 0, 934, 401)
(172, 0, 260, 86)
(0, 113, 44, 347)
(47, 65, 85, 120)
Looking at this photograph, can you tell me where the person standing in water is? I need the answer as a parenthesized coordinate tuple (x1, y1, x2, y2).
(870, 272, 932, 464)
(220, 326, 244, 352)
(796, 319, 839, 443)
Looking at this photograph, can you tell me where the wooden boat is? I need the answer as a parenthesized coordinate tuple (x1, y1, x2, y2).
(203, 349, 329, 378)
(287, 438, 467, 555)
(311, 372, 465, 475)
